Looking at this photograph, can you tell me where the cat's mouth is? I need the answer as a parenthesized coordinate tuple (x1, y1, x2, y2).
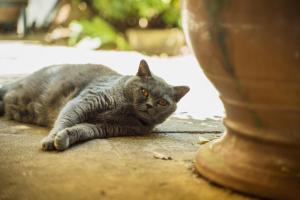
(135, 110, 154, 125)
(137, 117, 150, 126)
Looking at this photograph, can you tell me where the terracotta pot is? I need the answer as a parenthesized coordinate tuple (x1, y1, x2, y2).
(0, 0, 28, 24)
(181, 0, 300, 199)
(0, 7, 20, 23)
(126, 28, 185, 55)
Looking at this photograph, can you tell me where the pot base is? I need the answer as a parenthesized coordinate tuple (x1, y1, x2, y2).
(195, 132, 300, 200)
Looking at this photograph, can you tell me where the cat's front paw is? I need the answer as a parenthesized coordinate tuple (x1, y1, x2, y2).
(41, 136, 55, 151)
(54, 130, 70, 151)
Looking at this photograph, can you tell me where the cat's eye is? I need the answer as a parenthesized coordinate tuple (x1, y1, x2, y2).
(141, 88, 149, 97)
(158, 99, 168, 106)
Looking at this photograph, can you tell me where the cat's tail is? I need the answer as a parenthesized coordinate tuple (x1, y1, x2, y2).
(0, 84, 7, 116)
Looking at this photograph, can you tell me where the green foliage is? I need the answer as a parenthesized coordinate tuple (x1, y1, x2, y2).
(68, 17, 129, 49)
(162, 1, 181, 27)
(68, 0, 180, 49)
(91, 0, 180, 27)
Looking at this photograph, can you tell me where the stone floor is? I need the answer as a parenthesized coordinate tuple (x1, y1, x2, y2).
(0, 41, 256, 200)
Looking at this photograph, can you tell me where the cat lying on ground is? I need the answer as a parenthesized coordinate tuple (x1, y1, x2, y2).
(0, 60, 189, 151)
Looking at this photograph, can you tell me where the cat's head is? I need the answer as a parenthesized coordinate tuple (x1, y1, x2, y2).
(125, 59, 190, 125)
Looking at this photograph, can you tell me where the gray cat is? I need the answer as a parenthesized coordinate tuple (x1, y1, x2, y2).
(0, 60, 189, 151)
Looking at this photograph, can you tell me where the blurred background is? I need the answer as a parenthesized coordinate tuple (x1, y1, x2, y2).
(0, 0, 187, 56)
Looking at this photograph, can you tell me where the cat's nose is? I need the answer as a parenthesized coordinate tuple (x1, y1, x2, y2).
(146, 102, 153, 109)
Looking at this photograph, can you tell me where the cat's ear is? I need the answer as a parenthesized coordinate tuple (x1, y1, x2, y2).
(173, 86, 190, 102)
(137, 59, 152, 78)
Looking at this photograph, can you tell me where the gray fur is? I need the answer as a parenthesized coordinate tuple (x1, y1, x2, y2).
(0, 60, 189, 151)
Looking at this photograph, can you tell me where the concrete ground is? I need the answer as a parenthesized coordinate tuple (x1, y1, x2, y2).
(0, 41, 255, 200)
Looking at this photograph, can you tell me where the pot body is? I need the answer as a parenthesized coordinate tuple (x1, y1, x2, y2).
(0, 7, 20, 24)
(0, 0, 28, 24)
(182, 0, 300, 199)
(126, 28, 185, 55)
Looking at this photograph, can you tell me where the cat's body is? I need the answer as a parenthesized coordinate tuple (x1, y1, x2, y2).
(0, 60, 189, 151)
(1, 64, 120, 126)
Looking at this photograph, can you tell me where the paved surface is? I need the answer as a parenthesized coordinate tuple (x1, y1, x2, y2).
(0, 42, 255, 200)
(0, 117, 253, 200)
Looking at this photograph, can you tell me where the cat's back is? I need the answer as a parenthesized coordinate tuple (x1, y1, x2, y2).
(14, 63, 120, 99)
(3, 64, 121, 126)
(39, 64, 120, 84)
(34, 63, 121, 103)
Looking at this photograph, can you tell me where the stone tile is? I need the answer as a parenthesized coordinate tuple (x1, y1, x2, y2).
(0, 118, 253, 200)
